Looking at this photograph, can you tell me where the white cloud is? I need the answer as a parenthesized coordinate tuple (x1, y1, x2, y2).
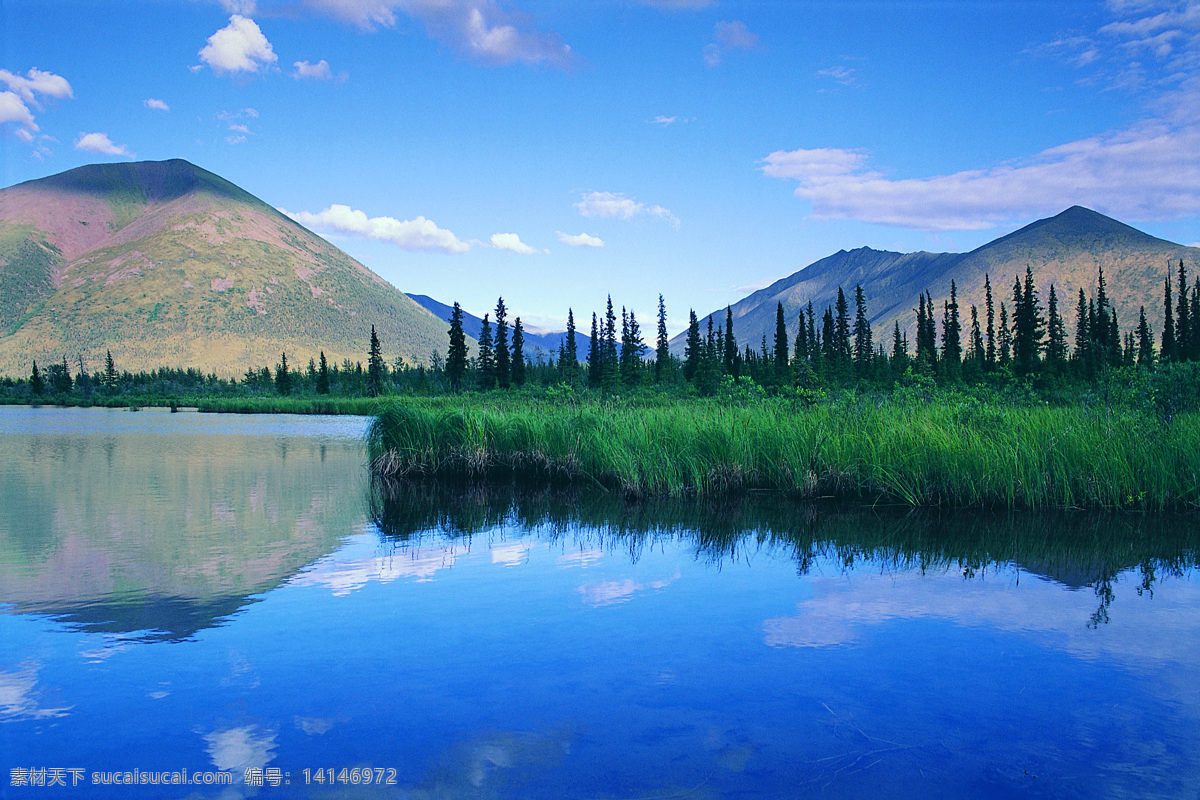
(0, 68, 73, 106)
(490, 232, 541, 255)
(761, 97, 1200, 230)
(144, 98, 170, 111)
(74, 132, 135, 158)
(293, 59, 334, 80)
(199, 15, 278, 76)
(652, 115, 677, 126)
(575, 191, 680, 227)
(284, 203, 471, 254)
(306, 1, 575, 68)
(0, 68, 72, 144)
(703, 20, 758, 67)
(556, 231, 605, 248)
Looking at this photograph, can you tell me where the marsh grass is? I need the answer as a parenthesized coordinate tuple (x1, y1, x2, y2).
(367, 395, 1200, 510)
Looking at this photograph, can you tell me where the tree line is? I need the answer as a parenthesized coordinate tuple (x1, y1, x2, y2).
(5, 260, 1196, 403)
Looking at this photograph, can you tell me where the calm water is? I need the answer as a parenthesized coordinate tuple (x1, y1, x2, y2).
(1, 407, 1198, 799)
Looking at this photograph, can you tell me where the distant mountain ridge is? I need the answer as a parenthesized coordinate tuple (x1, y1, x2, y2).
(0, 159, 453, 376)
(406, 293, 569, 357)
(680, 207, 1199, 354)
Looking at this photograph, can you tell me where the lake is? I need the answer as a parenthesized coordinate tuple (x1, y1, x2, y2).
(1, 406, 1198, 799)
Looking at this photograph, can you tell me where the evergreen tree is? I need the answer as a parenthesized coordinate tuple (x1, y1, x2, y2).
(1011, 268, 1044, 377)
(562, 308, 579, 385)
(54, 356, 73, 394)
(793, 312, 808, 369)
(683, 310, 701, 382)
(477, 313, 495, 389)
(446, 302, 469, 391)
(30, 361, 44, 396)
(588, 312, 602, 387)
(832, 287, 852, 377)
(968, 305, 984, 365)
(620, 307, 645, 386)
(998, 303, 1011, 365)
(1045, 284, 1066, 375)
(773, 302, 789, 380)
(724, 306, 738, 379)
(511, 317, 526, 386)
(915, 291, 938, 370)
(852, 284, 872, 377)
(1177, 260, 1190, 362)
(104, 350, 117, 390)
(317, 351, 330, 394)
(602, 296, 619, 386)
(940, 280, 962, 379)
(276, 352, 292, 395)
(984, 274, 996, 371)
(655, 295, 670, 382)
(1162, 275, 1176, 362)
(891, 321, 907, 373)
(820, 307, 836, 372)
(493, 298, 510, 389)
(1074, 288, 1093, 380)
(367, 325, 385, 396)
(1137, 306, 1155, 366)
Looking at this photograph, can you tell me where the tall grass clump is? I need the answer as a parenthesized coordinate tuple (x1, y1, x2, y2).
(367, 395, 1200, 510)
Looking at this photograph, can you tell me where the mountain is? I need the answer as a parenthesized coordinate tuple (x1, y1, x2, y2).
(407, 293, 570, 358)
(681, 207, 1199, 355)
(0, 159, 453, 376)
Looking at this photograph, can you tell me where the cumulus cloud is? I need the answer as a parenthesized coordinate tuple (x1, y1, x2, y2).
(199, 15, 278, 76)
(762, 109, 1200, 229)
(74, 132, 135, 158)
(0, 68, 72, 143)
(144, 98, 170, 111)
(556, 231, 604, 248)
(489, 232, 541, 254)
(284, 203, 471, 254)
(575, 191, 680, 227)
(306, 0, 576, 68)
(703, 20, 758, 67)
(293, 59, 334, 79)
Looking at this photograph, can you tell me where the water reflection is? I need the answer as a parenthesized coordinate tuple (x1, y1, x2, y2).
(0, 408, 368, 640)
(372, 479, 1200, 621)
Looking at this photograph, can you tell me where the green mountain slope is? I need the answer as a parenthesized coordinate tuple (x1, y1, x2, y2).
(0, 159, 452, 376)
(685, 207, 1199, 354)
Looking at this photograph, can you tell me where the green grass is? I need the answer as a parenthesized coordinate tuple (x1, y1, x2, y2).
(196, 396, 385, 415)
(367, 395, 1200, 510)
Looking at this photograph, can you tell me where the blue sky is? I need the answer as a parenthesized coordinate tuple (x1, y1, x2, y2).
(2, 0, 1199, 333)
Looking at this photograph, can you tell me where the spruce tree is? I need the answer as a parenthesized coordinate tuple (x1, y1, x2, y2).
(493, 298, 510, 389)
(773, 302, 789, 380)
(317, 351, 330, 394)
(1136, 306, 1155, 366)
(1177, 260, 1190, 362)
(446, 302, 468, 391)
(891, 321, 907, 373)
(969, 306, 984, 364)
(511, 317, 526, 386)
(104, 350, 117, 390)
(833, 288, 852, 377)
(984, 274, 996, 371)
(998, 303, 1011, 365)
(1046, 284, 1066, 375)
(1011, 268, 1044, 377)
(683, 310, 701, 382)
(477, 313, 495, 389)
(30, 361, 44, 396)
(602, 296, 619, 386)
(655, 295, 670, 382)
(940, 280, 962, 379)
(367, 325, 385, 396)
(1074, 288, 1092, 379)
(724, 306, 738, 379)
(588, 312, 602, 387)
(1162, 275, 1176, 362)
(563, 308, 579, 385)
(852, 284, 872, 377)
(276, 352, 292, 395)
